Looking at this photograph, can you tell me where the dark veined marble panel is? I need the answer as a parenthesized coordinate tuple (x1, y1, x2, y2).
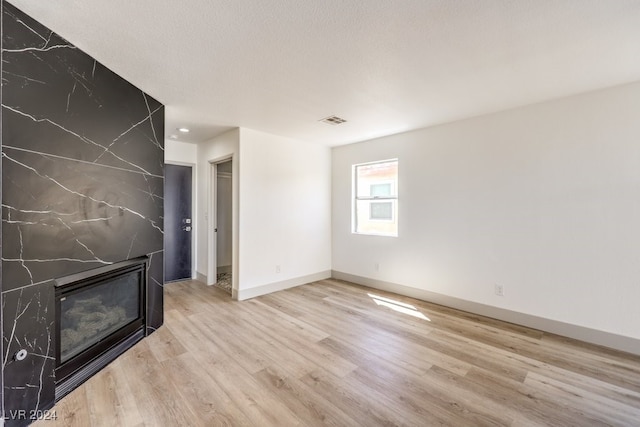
(1, 3, 164, 177)
(2, 148, 164, 291)
(2, 282, 56, 424)
(146, 251, 164, 333)
(1, 2, 165, 424)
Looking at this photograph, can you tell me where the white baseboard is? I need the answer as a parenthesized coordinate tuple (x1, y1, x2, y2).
(331, 270, 640, 356)
(237, 270, 332, 301)
(195, 271, 207, 284)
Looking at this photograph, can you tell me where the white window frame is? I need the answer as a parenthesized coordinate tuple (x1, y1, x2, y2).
(353, 159, 398, 236)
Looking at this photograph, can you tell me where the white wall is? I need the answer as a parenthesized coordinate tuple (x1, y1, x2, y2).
(238, 128, 332, 298)
(332, 82, 640, 347)
(165, 139, 198, 165)
(185, 127, 331, 299)
(196, 129, 240, 286)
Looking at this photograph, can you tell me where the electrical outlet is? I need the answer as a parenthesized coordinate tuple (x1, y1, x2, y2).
(275, 265, 281, 274)
(495, 284, 504, 297)
(374, 262, 380, 272)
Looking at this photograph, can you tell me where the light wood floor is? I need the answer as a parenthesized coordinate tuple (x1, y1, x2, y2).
(37, 279, 640, 426)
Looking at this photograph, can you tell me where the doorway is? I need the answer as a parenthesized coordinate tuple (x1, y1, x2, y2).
(164, 163, 193, 282)
(213, 159, 233, 293)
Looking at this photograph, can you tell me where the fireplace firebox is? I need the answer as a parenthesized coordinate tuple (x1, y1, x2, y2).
(54, 257, 148, 400)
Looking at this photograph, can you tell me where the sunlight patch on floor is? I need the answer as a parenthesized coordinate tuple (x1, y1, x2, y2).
(368, 293, 430, 321)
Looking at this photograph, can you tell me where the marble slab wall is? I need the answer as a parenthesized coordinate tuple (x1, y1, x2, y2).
(1, 2, 164, 424)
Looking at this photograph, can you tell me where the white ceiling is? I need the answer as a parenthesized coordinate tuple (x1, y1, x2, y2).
(9, 0, 640, 145)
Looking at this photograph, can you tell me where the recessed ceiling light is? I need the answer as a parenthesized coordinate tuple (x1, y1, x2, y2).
(178, 127, 190, 133)
(319, 115, 347, 125)
(169, 134, 178, 139)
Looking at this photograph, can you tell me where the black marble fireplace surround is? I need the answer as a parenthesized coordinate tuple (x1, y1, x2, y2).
(54, 257, 148, 401)
(1, 2, 165, 425)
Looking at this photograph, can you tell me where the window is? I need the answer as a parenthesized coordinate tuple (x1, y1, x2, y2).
(370, 183, 392, 197)
(370, 201, 393, 220)
(353, 159, 398, 236)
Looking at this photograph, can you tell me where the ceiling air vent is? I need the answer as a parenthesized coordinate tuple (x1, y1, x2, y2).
(320, 115, 347, 125)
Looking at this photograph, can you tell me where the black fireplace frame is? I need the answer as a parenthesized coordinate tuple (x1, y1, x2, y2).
(54, 256, 148, 400)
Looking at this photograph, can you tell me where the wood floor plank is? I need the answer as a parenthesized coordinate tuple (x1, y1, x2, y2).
(161, 352, 253, 427)
(188, 349, 304, 427)
(524, 371, 640, 426)
(461, 367, 580, 427)
(418, 329, 530, 382)
(299, 368, 403, 427)
(262, 292, 435, 376)
(145, 321, 187, 363)
(102, 359, 145, 427)
(191, 311, 277, 375)
(42, 386, 92, 427)
(245, 299, 331, 343)
(83, 362, 143, 427)
(421, 365, 515, 426)
(204, 296, 358, 378)
(163, 307, 232, 365)
(193, 308, 318, 379)
(35, 279, 640, 427)
(118, 344, 202, 427)
(253, 365, 360, 426)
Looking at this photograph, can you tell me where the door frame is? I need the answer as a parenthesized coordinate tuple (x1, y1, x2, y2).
(207, 155, 238, 297)
(165, 161, 196, 280)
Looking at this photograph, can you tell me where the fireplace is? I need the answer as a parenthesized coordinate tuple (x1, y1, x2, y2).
(54, 257, 148, 400)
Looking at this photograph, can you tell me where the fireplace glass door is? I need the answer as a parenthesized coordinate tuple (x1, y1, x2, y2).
(59, 270, 141, 363)
(55, 258, 146, 396)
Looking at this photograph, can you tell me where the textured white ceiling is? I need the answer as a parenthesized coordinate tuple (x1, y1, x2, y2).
(8, 0, 640, 145)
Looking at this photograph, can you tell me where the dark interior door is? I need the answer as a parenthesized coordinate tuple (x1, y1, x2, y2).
(164, 164, 192, 282)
